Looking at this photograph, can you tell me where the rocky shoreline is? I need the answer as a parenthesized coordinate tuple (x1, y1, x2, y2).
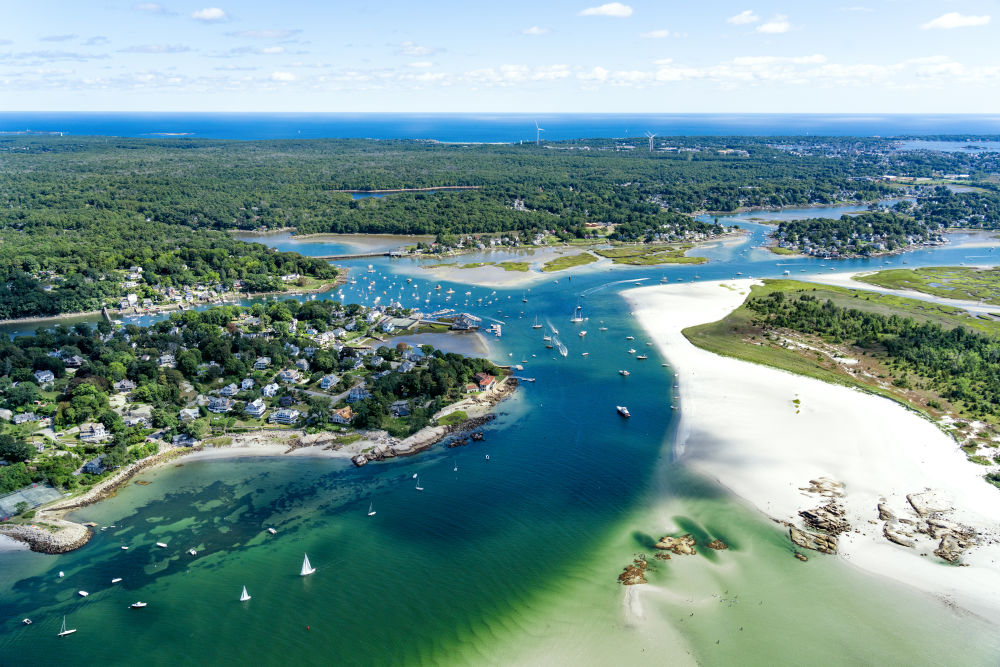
(0, 446, 191, 554)
(351, 378, 516, 466)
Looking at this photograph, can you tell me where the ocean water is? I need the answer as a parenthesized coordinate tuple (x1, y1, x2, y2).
(4, 217, 1000, 663)
(2, 112, 1000, 142)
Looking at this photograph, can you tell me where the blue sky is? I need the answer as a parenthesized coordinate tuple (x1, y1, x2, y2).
(2, 1, 998, 111)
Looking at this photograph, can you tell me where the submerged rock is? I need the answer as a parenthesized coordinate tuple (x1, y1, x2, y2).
(794, 552, 808, 562)
(706, 539, 729, 551)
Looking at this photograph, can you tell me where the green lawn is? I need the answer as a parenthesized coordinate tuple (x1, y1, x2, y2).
(855, 266, 1000, 306)
(540, 253, 599, 272)
(769, 246, 796, 255)
(438, 410, 468, 425)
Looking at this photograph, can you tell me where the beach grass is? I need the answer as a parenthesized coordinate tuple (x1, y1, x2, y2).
(683, 279, 1000, 419)
(540, 253, 598, 272)
(769, 246, 796, 255)
(496, 261, 530, 272)
(854, 266, 1000, 306)
(594, 244, 707, 265)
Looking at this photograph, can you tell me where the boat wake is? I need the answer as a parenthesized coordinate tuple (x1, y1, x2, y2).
(581, 277, 649, 297)
(552, 336, 568, 357)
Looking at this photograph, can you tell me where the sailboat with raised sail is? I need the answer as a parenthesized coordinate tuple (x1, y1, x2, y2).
(240, 586, 251, 602)
(367, 499, 376, 516)
(415, 475, 424, 492)
(57, 615, 77, 637)
(300, 553, 316, 576)
(531, 316, 542, 329)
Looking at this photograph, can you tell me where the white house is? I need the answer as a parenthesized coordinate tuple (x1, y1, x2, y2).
(262, 383, 280, 397)
(244, 398, 267, 418)
(33, 370, 55, 384)
(241, 378, 255, 391)
(269, 408, 300, 425)
(320, 374, 339, 390)
(219, 383, 239, 397)
(253, 356, 271, 370)
(208, 397, 234, 414)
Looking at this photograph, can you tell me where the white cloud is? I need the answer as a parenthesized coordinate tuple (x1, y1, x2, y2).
(271, 71, 295, 81)
(228, 29, 301, 39)
(260, 46, 285, 54)
(409, 61, 433, 68)
(40, 34, 77, 42)
(119, 44, 191, 54)
(191, 7, 227, 22)
(756, 15, 791, 33)
(640, 29, 671, 38)
(133, 3, 166, 13)
(579, 3, 633, 18)
(398, 41, 435, 56)
(921, 13, 990, 30)
(727, 10, 759, 25)
(84, 36, 110, 46)
(523, 26, 549, 35)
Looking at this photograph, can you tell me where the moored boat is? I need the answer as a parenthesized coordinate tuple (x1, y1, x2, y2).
(156, 542, 167, 548)
(619, 370, 630, 376)
(130, 602, 147, 609)
(57, 616, 76, 637)
(616, 406, 631, 418)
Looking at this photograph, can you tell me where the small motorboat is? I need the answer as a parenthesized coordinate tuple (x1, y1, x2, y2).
(111, 578, 123, 584)
(628, 348, 636, 354)
(130, 602, 147, 609)
(188, 549, 197, 556)
(22, 618, 32, 625)
(78, 591, 89, 597)
(625, 336, 635, 340)
(156, 542, 167, 548)
(636, 355, 648, 360)
(578, 331, 587, 337)
(120, 546, 129, 550)
(619, 370, 630, 376)
(267, 527, 277, 535)
(581, 352, 589, 356)
(617, 406, 631, 418)
(58, 571, 64, 578)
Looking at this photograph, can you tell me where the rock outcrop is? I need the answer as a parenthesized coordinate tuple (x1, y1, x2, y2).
(706, 539, 729, 550)
(789, 527, 838, 554)
(0, 520, 92, 554)
(618, 555, 649, 585)
(654, 534, 697, 556)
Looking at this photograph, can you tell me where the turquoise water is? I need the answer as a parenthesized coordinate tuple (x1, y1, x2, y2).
(4, 210, 1000, 663)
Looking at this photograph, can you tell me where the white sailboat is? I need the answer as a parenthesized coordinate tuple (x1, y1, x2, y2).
(415, 475, 424, 492)
(300, 553, 316, 576)
(240, 586, 251, 602)
(367, 500, 376, 517)
(57, 615, 76, 637)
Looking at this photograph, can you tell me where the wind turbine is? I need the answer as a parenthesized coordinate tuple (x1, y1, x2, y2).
(645, 131, 656, 152)
(535, 121, 545, 146)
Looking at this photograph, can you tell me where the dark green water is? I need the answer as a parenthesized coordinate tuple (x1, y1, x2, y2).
(4, 217, 1000, 664)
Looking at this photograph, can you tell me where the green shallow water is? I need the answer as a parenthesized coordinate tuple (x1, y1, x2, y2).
(4, 228, 1000, 664)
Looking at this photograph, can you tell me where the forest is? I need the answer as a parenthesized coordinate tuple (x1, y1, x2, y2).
(745, 291, 1000, 420)
(3, 135, 996, 317)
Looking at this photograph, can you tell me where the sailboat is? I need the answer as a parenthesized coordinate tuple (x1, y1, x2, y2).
(57, 615, 77, 637)
(300, 554, 316, 576)
(367, 500, 376, 517)
(415, 475, 424, 492)
(532, 317, 543, 329)
(240, 586, 251, 602)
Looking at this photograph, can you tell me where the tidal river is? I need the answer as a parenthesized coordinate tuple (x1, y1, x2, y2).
(3, 208, 1000, 665)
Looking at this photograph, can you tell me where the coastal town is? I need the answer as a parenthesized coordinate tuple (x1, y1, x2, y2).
(0, 297, 510, 535)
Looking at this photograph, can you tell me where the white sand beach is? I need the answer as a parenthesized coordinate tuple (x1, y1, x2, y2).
(625, 279, 1000, 618)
